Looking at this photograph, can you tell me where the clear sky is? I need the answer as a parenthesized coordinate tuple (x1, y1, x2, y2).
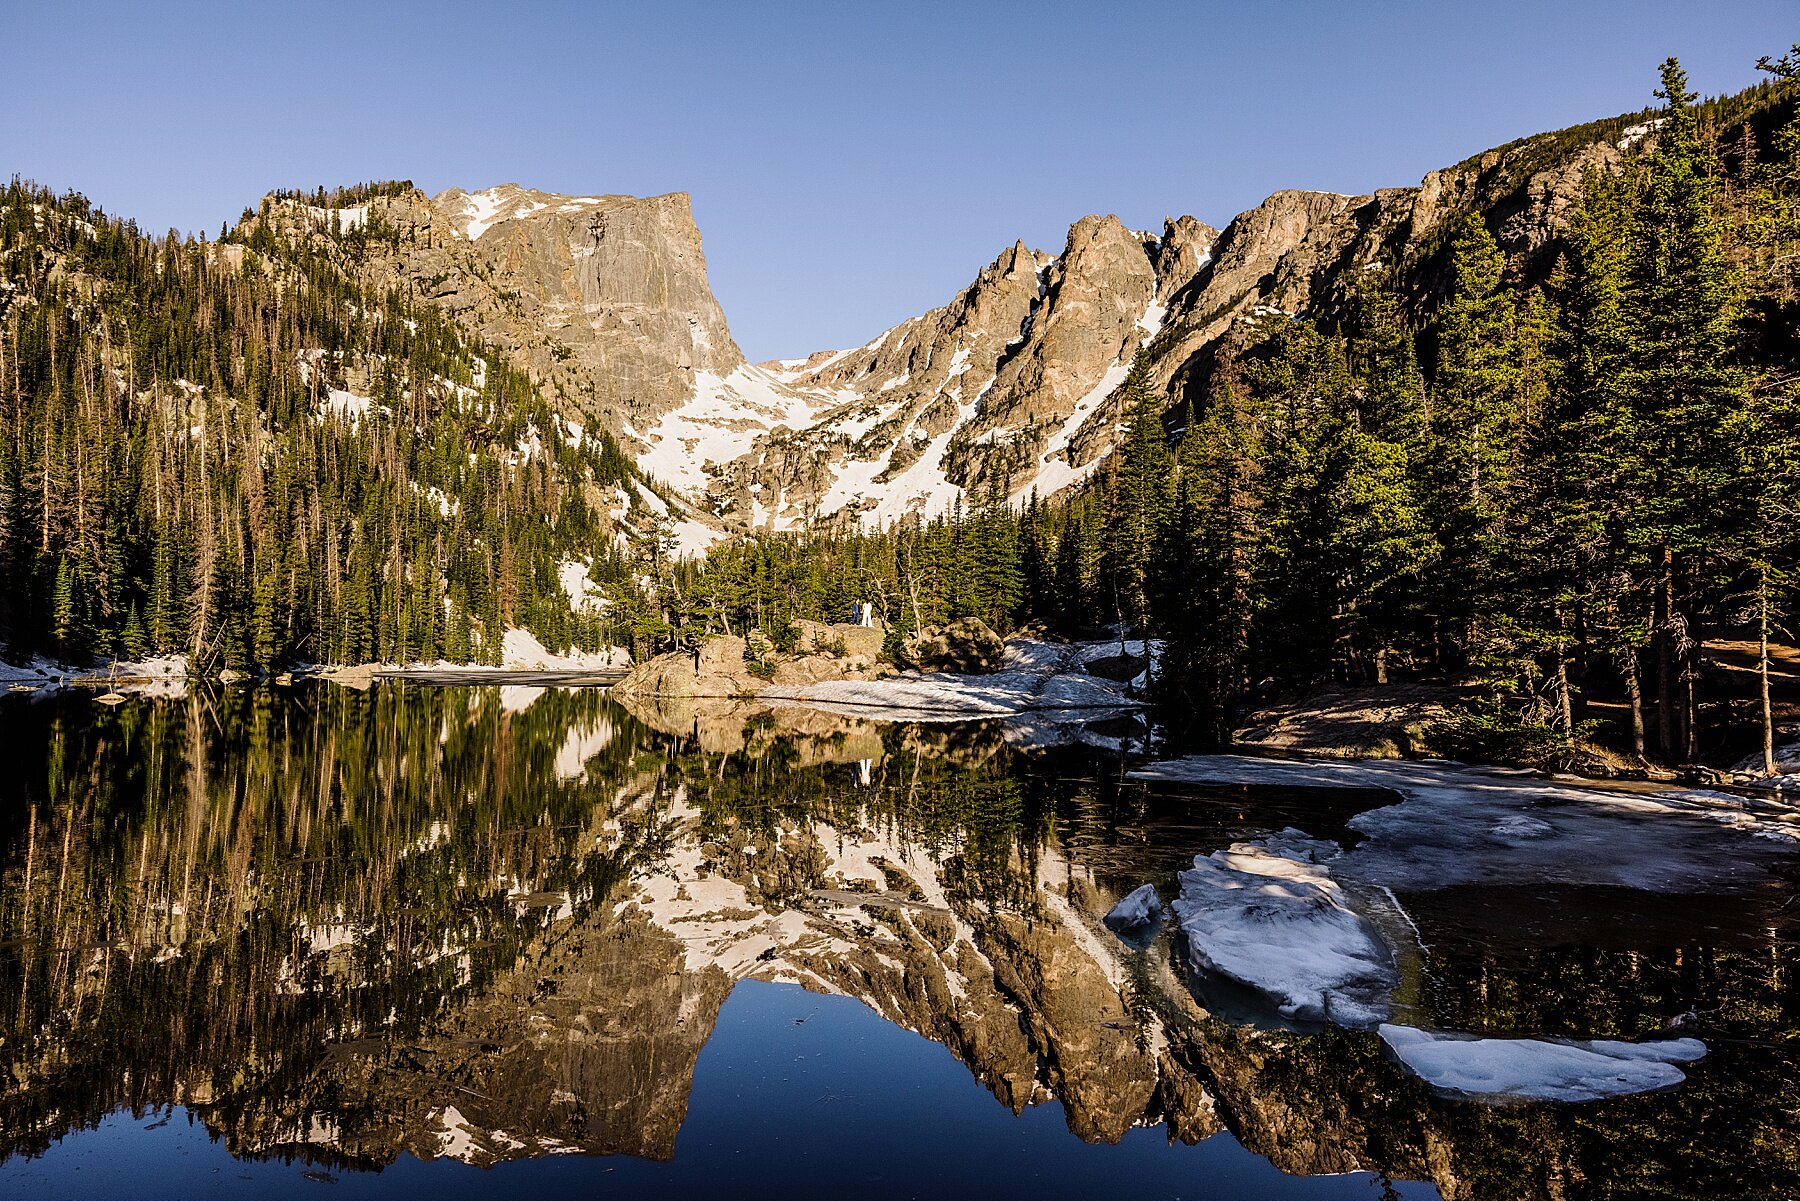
(5, 1, 1794, 359)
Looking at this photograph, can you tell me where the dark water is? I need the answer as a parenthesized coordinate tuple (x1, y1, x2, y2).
(0, 684, 1795, 1200)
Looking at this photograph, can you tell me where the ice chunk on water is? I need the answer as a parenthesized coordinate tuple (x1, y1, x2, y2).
(1173, 830, 1397, 1028)
(1379, 1024, 1707, 1102)
(1104, 883, 1163, 934)
(1489, 815, 1553, 840)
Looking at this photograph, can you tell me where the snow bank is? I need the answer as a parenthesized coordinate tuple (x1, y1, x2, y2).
(377, 629, 629, 679)
(636, 365, 824, 498)
(321, 388, 381, 426)
(458, 188, 510, 241)
(762, 637, 1141, 721)
(1379, 1024, 1706, 1102)
(494, 629, 627, 671)
(557, 559, 608, 612)
(1173, 830, 1397, 1028)
(0, 654, 189, 698)
(1027, 362, 1128, 501)
(668, 517, 722, 559)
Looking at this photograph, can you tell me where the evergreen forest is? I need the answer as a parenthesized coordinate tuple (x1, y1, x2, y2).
(2, 56, 1797, 768)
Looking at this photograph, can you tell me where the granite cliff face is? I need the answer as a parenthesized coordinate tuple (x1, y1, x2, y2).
(252, 110, 1634, 539)
(723, 214, 1215, 527)
(257, 184, 745, 432)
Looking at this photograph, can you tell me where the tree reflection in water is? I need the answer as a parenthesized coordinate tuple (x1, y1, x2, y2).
(0, 683, 1794, 1199)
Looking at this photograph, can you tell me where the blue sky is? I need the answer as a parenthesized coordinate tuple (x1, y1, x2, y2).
(5, 1, 1793, 358)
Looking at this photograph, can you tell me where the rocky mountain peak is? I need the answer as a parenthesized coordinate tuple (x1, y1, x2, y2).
(424, 185, 744, 420)
(1153, 215, 1220, 298)
(239, 98, 1653, 546)
(253, 183, 744, 431)
(682, 211, 1196, 530)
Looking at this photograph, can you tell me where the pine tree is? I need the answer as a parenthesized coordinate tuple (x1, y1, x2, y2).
(1103, 350, 1172, 632)
(51, 556, 82, 659)
(1626, 58, 1752, 759)
(1424, 215, 1525, 666)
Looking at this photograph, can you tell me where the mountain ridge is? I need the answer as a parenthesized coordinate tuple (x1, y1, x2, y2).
(248, 92, 1692, 538)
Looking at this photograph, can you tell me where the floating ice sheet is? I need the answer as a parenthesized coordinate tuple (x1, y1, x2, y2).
(763, 638, 1147, 722)
(1172, 830, 1397, 1028)
(1379, 1024, 1706, 1102)
(1132, 755, 1799, 894)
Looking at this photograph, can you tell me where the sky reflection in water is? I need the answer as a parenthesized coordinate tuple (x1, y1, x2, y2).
(0, 682, 1793, 1199)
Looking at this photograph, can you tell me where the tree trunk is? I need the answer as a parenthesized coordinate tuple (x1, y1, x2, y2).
(1654, 546, 1675, 758)
(1622, 644, 1647, 760)
(1555, 644, 1574, 736)
(1683, 639, 1700, 764)
(1760, 570, 1777, 777)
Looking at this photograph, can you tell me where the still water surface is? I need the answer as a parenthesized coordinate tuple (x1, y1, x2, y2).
(0, 683, 1794, 1199)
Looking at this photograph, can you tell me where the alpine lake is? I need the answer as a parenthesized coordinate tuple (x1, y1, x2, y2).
(0, 679, 1795, 1200)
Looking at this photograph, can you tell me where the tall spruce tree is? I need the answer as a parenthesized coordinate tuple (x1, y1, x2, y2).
(1103, 350, 1172, 633)
(1626, 58, 1752, 759)
(1424, 215, 1524, 668)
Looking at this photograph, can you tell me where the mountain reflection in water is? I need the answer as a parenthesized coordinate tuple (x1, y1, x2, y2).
(0, 684, 1794, 1200)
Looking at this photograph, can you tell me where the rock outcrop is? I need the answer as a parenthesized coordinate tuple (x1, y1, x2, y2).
(610, 626, 889, 700)
(894, 617, 1006, 673)
(721, 213, 1215, 528)
(254, 185, 744, 431)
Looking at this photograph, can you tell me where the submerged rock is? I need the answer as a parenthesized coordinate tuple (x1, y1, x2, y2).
(1104, 884, 1163, 937)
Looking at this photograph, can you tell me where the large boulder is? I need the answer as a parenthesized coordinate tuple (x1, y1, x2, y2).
(897, 617, 1006, 674)
(612, 635, 754, 699)
(791, 619, 885, 661)
(838, 623, 885, 661)
(612, 630, 888, 700)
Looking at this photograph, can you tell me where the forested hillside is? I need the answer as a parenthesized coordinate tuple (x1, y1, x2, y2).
(0, 180, 658, 671)
(3, 53, 1795, 771)
(663, 57, 1800, 769)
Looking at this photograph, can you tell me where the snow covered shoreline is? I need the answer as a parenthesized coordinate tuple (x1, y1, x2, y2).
(1131, 754, 1800, 883)
(372, 629, 629, 677)
(0, 630, 629, 698)
(760, 636, 1150, 720)
(0, 654, 189, 697)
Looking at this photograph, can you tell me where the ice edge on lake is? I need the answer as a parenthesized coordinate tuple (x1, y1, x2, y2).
(1379, 1024, 1708, 1103)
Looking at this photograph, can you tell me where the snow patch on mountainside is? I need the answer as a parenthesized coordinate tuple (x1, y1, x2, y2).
(557, 559, 607, 611)
(457, 188, 511, 241)
(1028, 362, 1129, 500)
(636, 365, 824, 496)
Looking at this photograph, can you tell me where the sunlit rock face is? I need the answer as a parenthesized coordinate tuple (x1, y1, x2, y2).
(254, 185, 744, 430)
(728, 213, 1214, 529)
(245, 119, 1627, 535)
(436, 186, 746, 425)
